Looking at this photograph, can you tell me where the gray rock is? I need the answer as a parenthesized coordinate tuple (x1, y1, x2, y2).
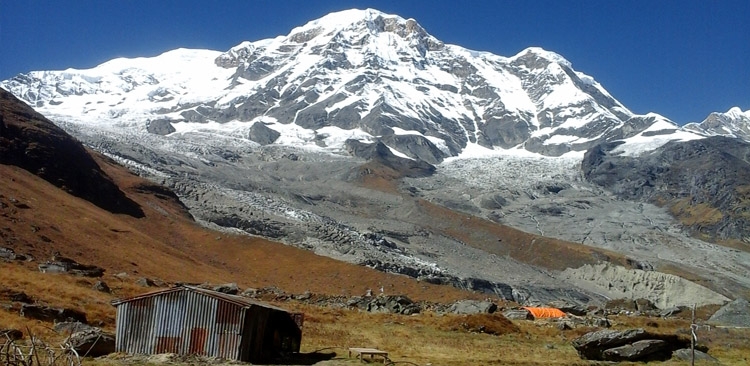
(708, 298, 750, 327)
(503, 309, 532, 320)
(673, 348, 719, 363)
(20, 304, 87, 323)
(366, 295, 420, 315)
(53, 321, 96, 334)
(660, 306, 684, 318)
(92, 280, 111, 293)
(146, 119, 176, 135)
(601, 339, 669, 362)
(212, 283, 239, 295)
(247, 122, 280, 145)
(572, 328, 649, 360)
(135, 278, 155, 287)
(64, 329, 115, 357)
(38, 260, 105, 277)
(449, 300, 497, 314)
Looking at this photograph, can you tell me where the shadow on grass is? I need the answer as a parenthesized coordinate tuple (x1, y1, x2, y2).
(272, 351, 337, 365)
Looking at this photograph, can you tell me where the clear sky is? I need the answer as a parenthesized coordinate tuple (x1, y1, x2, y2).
(1, 0, 747, 124)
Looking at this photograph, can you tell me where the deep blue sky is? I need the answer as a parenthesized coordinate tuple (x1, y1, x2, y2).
(1, 0, 748, 124)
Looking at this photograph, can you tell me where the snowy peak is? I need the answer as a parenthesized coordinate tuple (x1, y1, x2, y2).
(684, 107, 750, 140)
(0, 8, 715, 160)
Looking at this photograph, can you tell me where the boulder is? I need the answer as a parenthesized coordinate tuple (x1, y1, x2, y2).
(572, 328, 649, 360)
(572, 328, 690, 361)
(21, 304, 87, 323)
(708, 298, 750, 327)
(213, 283, 240, 295)
(64, 329, 115, 357)
(135, 278, 155, 287)
(38, 260, 104, 277)
(366, 295, 420, 315)
(92, 281, 111, 293)
(54, 321, 97, 334)
(673, 348, 719, 363)
(660, 306, 684, 318)
(503, 309, 533, 320)
(602, 339, 669, 362)
(450, 300, 497, 314)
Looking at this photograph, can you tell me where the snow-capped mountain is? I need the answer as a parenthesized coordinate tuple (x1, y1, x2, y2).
(684, 107, 750, 141)
(1, 8, 699, 160)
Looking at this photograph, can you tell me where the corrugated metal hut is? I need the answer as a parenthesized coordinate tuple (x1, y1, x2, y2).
(111, 286, 303, 362)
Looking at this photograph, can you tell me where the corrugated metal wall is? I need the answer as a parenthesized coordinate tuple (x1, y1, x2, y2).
(115, 289, 247, 360)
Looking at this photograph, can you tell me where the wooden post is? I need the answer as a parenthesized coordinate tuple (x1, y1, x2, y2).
(691, 303, 696, 366)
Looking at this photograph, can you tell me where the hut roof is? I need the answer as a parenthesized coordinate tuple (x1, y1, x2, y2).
(111, 285, 290, 312)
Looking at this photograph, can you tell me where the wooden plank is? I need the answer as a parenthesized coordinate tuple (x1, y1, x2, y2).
(348, 348, 389, 363)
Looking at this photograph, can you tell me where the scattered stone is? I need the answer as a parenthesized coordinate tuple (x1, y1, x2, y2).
(38, 260, 105, 277)
(660, 306, 684, 318)
(673, 348, 719, 363)
(602, 339, 669, 362)
(64, 329, 115, 357)
(557, 322, 572, 331)
(135, 278, 155, 287)
(212, 283, 239, 295)
(295, 291, 312, 301)
(20, 304, 87, 323)
(366, 295, 420, 315)
(241, 287, 258, 297)
(54, 321, 97, 334)
(92, 280, 111, 293)
(0, 328, 23, 340)
(450, 300, 497, 314)
(589, 317, 611, 328)
(503, 308, 533, 320)
(708, 298, 750, 327)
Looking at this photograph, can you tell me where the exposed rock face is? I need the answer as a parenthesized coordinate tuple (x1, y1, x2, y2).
(561, 263, 729, 309)
(38, 260, 105, 277)
(708, 298, 750, 327)
(582, 136, 750, 241)
(601, 339, 669, 362)
(0, 89, 143, 217)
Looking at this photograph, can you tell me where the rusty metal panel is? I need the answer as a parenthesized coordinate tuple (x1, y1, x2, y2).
(188, 328, 207, 355)
(115, 297, 156, 355)
(155, 336, 181, 353)
(114, 286, 299, 361)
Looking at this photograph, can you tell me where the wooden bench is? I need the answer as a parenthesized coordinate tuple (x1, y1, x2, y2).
(348, 347, 389, 363)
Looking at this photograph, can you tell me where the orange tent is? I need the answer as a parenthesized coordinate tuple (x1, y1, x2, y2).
(523, 307, 567, 319)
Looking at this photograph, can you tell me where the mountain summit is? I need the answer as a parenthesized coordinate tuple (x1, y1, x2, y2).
(0, 8, 708, 161)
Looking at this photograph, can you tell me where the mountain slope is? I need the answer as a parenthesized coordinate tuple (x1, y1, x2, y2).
(1, 8, 746, 307)
(0, 8, 699, 160)
(0, 89, 142, 216)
